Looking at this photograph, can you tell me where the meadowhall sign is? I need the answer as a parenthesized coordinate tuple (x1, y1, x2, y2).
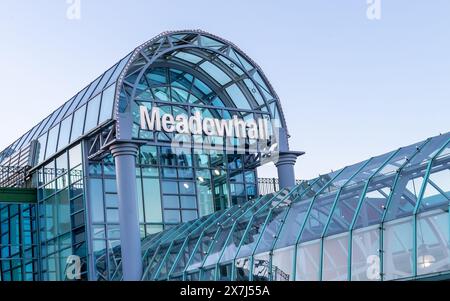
(140, 106, 270, 140)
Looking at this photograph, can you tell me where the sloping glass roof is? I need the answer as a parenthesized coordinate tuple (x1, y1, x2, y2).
(133, 131, 450, 281)
(0, 52, 132, 167)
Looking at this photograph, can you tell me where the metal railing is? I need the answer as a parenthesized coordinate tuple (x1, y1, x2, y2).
(257, 178, 303, 196)
(0, 166, 31, 188)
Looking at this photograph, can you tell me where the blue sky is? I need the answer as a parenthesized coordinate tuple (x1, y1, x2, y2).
(0, 0, 449, 179)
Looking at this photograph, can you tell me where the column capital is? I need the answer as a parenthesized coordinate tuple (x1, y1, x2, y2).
(109, 141, 140, 158)
(274, 151, 305, 168)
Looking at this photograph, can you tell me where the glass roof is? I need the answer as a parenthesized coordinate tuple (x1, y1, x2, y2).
(134, 131, 450, 281)
(0, 52, 132, 167)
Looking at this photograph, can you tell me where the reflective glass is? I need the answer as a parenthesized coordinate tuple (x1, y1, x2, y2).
(351, 226, 381, 281)
(295, 240, 320, 281)
(322, 233, 349, 281)
(271, 246, 294, 281)
(45, 126, 59, 160)
(70, 105, 86, 143)
(416, 210, 450, 275)
(98, 84, 115, 124)
(225, 84, 251, 110)
(57, 116, 72, 152)
(383, 217, 413, 280)
(84, 94, 101, 134)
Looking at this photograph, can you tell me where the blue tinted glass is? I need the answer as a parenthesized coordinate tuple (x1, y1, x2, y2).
(106, 53, 132, 88)
(77, 76, 103, 109)
(225, 84, 251, 110)
(174, 51, 203, 64)
(84, 95, 101, 134)
(52, 97, 75, 127)
(181, 210, 198, 222)
(39, 112, 59, 138)
(99, 84, 115, 124)
(146, 68, 167, 85)
(164, 210, 180, 223)
(199, 61, 231, 85)
(70, 105, 86, 143)
(162, 181, 179, 194)
(92, 64, 118, 97)
(65, 87, 88, 118)
(57, 116, 73, 152)
(45, 125, 60, 160)
(36, 133, 48, 165)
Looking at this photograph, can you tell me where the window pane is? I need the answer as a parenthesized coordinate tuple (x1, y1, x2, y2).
(89, 179, 104, 223)
(272, 246, 294, 281)
(351, 226, 381, 281)
(57, 115, 73, 152)
(164, 210, 180, 224)
(383, 217, 413, 280)
(84, 94, 101, 134)
(163, 195, 179, 209)
(45, 125, 60, 160)
(69, 144, 82, 169)
(225, 84, 251, 110)
(180, 196, 197, 209)
(36, 133, 48, 165)
(417, 210, 450, 276)
(143, 178, 162, 223)
(98, 85, 115, 124)
(70, 105, 86, 143)
(181, 210, 197, 222)
(296, 240, 320, 281)
(322, 233, 349, 281)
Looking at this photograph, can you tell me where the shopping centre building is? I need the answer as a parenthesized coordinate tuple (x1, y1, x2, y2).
(0, 30, 448, 282)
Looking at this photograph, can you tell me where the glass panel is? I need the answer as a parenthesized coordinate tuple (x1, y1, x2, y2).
(322, 233, 349, 281)
(275, 198, 312, 250)
(70, 105, 86, 143)
(351, 226, 381, 281)
(174, 52, 202, 64)
(271, 246, 294, 281)
(252, 252, 270, 281)
(419, 167, 450, 212)
(199, 61, 231, 85)
(36, 133, 48, 165)
(295, 240, 320, 281)
(225, 84, 251, 110)
(84, 94, 102, 134)
(69, 144, 82, 169)
(89, 179, 104, 223)
(57, 115, 73, 152)
(45, 125, 60, 160)
(143, 178, 162, 223)
(417, 210, 450, 276)
(383, 217, 413, 280)
(98, 84, 116, 124)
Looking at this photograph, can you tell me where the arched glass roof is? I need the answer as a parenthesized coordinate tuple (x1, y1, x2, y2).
(0, 30, 286, 168)
(115, 30, 287, 141)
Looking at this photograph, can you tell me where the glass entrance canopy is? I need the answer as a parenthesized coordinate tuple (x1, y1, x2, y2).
(138, 132, 450, 281)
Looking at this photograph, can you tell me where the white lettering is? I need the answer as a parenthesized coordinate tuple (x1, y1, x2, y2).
(139, 106, 269, 140)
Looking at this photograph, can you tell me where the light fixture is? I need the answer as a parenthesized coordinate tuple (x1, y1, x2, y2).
(417, 254, 435, 269)
(183, 183, 190, 189)
(197, 176, 205, 183)
(214, 169, 221, 176)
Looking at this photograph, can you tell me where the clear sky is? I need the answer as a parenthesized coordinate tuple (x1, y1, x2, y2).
(0, 0, 448, 179)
